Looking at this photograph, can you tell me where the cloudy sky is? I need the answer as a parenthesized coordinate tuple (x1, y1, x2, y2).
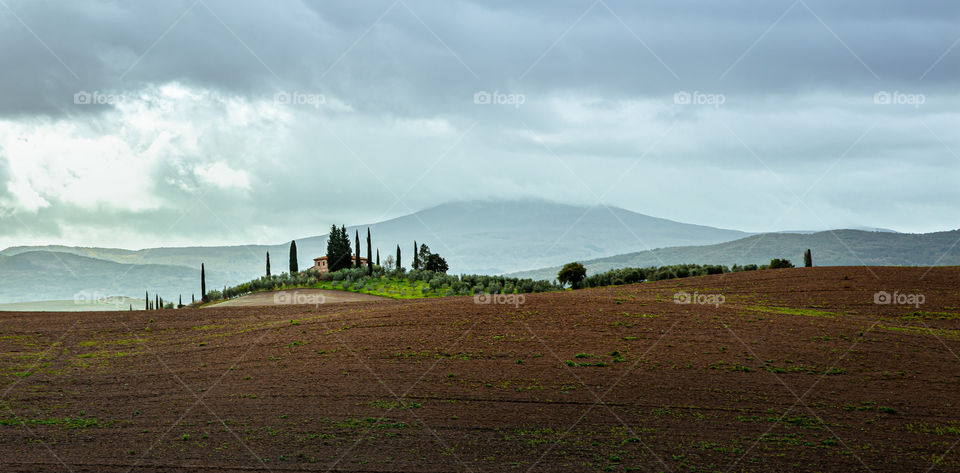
(0, 0, 958, 249)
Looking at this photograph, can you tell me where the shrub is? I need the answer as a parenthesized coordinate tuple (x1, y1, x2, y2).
(769, 258, 795, 269)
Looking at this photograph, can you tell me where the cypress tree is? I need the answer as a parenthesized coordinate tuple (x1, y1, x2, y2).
(129, 304, 132, 311)
(804, 249, 813, 267)
(192, 294, 195, 304)
(266, 251, 271, 277)
(289, 241, 298, 273)
(201, 263, 207, 303)
(179, 294, 182, 308)
(413, 241, 419, 269)
(355, 230, 361, 268)
(366, 228, 373, 275)
(376, 249, 380, 266)
(396, 245, 401, 270)
(145, 291, 149, 311)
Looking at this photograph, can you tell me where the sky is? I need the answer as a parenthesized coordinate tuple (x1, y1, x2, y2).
(0, 0, 958, 250)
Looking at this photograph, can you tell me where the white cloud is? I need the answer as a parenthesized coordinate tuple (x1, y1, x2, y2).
(193, 161, 251, 190)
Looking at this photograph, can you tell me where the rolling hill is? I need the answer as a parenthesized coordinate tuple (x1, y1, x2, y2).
(0, 251, 233, 304)
(508, 229, 960, 281)
(0, 201, 751, 302)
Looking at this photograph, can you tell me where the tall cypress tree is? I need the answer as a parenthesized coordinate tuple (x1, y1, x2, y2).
(179, 294, 182, 308)
(201, 263, 207, 303)
(289, 240, 299, 273)
(266, 251, 271, 277)
(413, 241, 419, 269)
(366, 228, 373, 275)
(355, 230, 361, 268)
(145, 290, 149, 311)
(376, 249, 380, 266)
(396, 245, 401, 270)
(804, 249, 813, 268)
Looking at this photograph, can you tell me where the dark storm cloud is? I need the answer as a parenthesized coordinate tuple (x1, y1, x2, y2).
(1, 0, 958, 117)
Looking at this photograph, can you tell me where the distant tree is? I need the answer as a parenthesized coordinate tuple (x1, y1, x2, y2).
(558, 262, 587, 289)
(129, 304, 132, 311)
(366, 228, 373, 275)
(355, 231, 361, 268)
(412, 241, 419, 269)
(396, 245, 402, 270)
(327, 225, 353, 272)
(803, 249, 813, 268)
(191, 294, 195, 304)
(178, 294, 183, 309)
(266, 251, 271, 277)
(201, 263, 207, 303)
(289, 240, 299, 273)
(376, 249, 380, 266)
(418, 243, 432, 267)
(769, 258, 794, 269)
(424, 253, 449, 273)
(145, 291, 149, 311)
(384, 254, 395, 271)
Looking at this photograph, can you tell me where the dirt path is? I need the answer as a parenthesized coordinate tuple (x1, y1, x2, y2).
(205, 288, 388, 307)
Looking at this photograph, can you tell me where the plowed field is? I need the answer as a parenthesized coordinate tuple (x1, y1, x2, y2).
(1, 267, 958, 472)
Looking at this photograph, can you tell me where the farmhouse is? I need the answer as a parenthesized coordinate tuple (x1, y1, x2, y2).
(311, 255, 369, 273)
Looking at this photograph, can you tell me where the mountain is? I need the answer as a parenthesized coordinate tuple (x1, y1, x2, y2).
(0, 200, 750, 286)
(0, 251, 232, 304)
(508, 229, 960, 281)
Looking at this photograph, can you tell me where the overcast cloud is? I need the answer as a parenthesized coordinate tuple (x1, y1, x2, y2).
(0, 0, 958, 249)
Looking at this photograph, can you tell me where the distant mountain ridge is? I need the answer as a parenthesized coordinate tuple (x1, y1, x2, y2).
(0, 251, 232, 304)
(508, 229, 960, 281)
(0, 201, 752, 304)
(6, 200, 942, 305)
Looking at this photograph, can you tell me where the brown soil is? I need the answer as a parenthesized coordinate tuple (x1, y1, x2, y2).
(207, 289, 387, 308)
(0, 266, 958, 472)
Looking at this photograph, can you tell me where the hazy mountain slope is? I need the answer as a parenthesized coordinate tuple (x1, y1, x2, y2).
(0, 201, 750, 279)
(508, 229, 960, 281)
(0, 252, 233, 304)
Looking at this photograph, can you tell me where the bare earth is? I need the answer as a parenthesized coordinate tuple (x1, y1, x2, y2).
(0, 267, 958, 472)
(206, 289, 388, 308)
